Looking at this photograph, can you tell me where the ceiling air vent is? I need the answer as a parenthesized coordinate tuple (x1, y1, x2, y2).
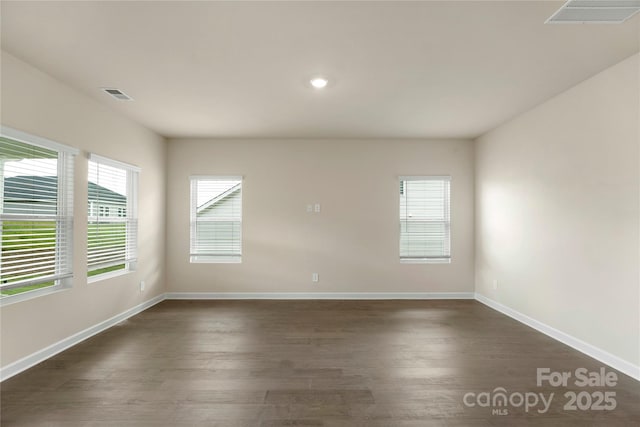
(101, 88, 133, 101)
(546, 0, 640, 24)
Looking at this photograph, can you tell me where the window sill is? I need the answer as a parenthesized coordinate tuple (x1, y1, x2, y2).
(0, 284, 70, 307)
(88, 268, 132, 284)
(190, 255, 242, 264)
(400, 258, 451, 264)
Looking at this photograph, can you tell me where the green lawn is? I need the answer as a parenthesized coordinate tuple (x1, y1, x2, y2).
(87, 221, 126, 277)
(88, 264, 126, 277)
(2, 220, 56, 249)
(1, 220, 57, 296)
(1, 281, 55, 296)
(1, 220, 126, 297)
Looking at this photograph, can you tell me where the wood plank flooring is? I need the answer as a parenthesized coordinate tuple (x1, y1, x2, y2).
(2, 300, 639, 426)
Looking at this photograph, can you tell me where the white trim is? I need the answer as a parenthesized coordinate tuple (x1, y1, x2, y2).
(165, 292, 475, 300)
(87, 267, 133, 284)
(0, 294, 165, 382)
(399, 175, 451, 181)
(89, 153, 140, 173)
(475, 293, 640, 381)
(0, 284, 71, 307)
(400, 258, 451, 264)
(0, 126, 79, 154)
(190, 255, 242, 264)
(190, 175, 243, 180)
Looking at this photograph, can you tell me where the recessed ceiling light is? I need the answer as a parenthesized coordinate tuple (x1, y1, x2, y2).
(310, 77, 329, 89)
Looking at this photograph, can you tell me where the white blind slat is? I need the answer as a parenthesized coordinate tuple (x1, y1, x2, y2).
(87, 157, 138, 277)
(400, 178, 451, 261)
(190, 177, 242, 262)
(1, 136, 75, 295)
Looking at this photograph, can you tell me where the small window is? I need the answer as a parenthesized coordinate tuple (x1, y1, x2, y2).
(0, 127, 77, 302)
(399, 176, 451, 263)
(87, 154, 139, 280)
(190, 176, 242, 263)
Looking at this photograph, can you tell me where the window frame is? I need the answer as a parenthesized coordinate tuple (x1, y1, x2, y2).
(0, 126, 78, 306)
(87, 153, 139, 283)
(189, 175, 243, 264)
(399, 175, 451, 264)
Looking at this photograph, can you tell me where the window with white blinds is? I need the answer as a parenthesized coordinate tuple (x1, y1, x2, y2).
(87, 154, 138, 279)
(399, 176, 451, 263)
(190, 176, 242, 263)
(0, 127, 77, 300)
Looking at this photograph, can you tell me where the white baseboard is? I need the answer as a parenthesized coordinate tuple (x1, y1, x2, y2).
(475, 293, 640, 381)
(165, 292, 475, 300)
(0, 294, 166, 382)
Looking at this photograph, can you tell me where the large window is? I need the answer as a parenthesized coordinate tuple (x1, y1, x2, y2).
(87, 154, 138, 279)
(190, 176, 242, 263)
(399, 176, 451, 263)
(0, 127, 77, 301)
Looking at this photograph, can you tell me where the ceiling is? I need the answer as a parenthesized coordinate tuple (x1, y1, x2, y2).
(1, 1, 638, 140)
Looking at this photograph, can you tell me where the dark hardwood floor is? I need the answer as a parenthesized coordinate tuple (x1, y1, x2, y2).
(2, 300, 639, 426)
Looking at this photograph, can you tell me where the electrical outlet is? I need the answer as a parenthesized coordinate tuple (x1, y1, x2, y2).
(492, 279, 498, 290)
(312, 273, 319, 282)
(140, 281, 145, 292)
(314, 203, 321, 213)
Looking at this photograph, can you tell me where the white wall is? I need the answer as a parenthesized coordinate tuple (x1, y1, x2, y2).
(166, 138, 474, 294)
(0, 52, 167, 367)
(475, 54, 640, 368)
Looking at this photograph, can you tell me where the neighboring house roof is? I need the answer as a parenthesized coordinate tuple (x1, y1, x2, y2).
(197, 183, 241, 213)
(87, 181, 127, 205)
(4, 176, 126, 204)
